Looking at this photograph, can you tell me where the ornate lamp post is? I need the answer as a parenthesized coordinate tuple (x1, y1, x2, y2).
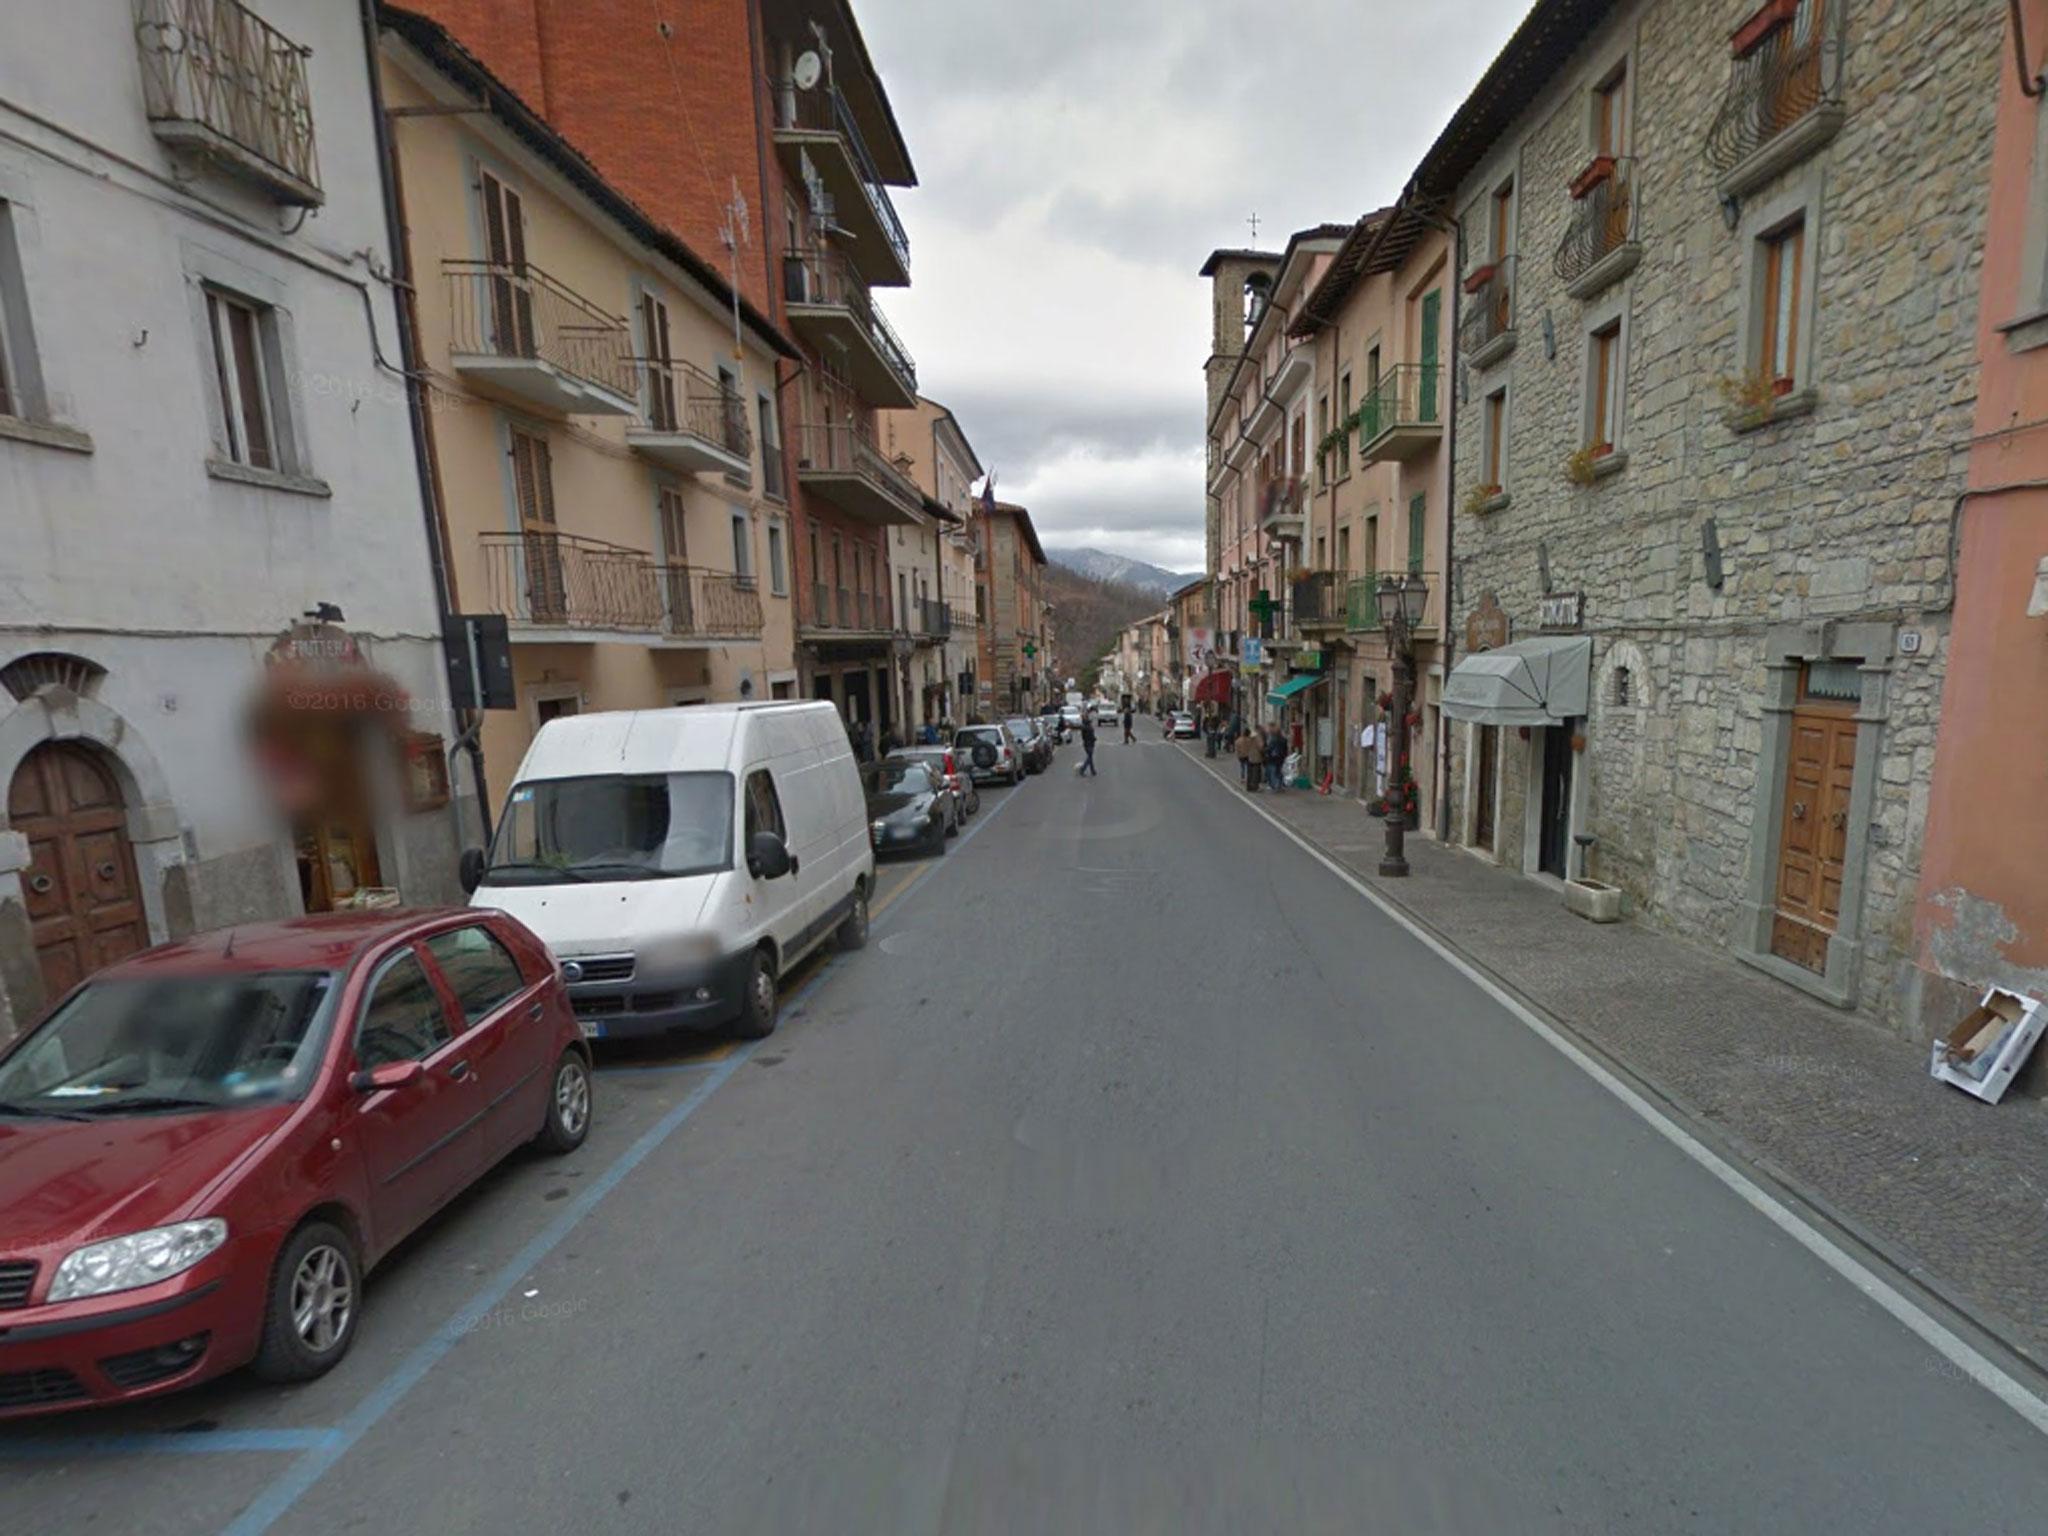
(1376, 571, 1430, 878)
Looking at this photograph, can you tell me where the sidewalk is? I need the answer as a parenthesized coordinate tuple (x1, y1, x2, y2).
(1177, 741, 2048, 1367)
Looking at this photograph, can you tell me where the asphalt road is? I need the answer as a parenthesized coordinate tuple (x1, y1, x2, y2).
(8, 731, 2048, 1533)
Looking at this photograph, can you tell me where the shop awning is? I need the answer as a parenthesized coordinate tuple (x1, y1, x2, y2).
(1267, 673, 1326, 704)
(1193, 669, 1234, 705)
(1442, 636, 1591, 726)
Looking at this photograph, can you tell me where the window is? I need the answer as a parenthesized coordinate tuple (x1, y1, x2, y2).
(767, 518, 787, 595)
(1759, 218, 1805, 388)
(731, 511, 753, 583)
(1364, 514, 1379, 578)
(1595, 63, 1627, 156)
(1407, 494, 1425, 574)
(1337, 371, 1352, 477)
(1315, 392, 1329, 485)
(758, 392, 784, 500)
(0, 199, 39, 423)
(1612, 665, 1633, 708)
(355, 952, 452, 1070)
(657, 484, 687, 564)
(641, 291, 677, 431)
(1336, 524, 1350, 573)
(1589, 322, 1621, 451)
(1490, 180, 1514, 261)
(743, 768, 786, 846)
(511, 428, 556, 527)
(1289, 411, 1305, 478)
(205, 287, 276, 469)
(1482, 389, 1506, 491)
(424, 926, 527, 1027)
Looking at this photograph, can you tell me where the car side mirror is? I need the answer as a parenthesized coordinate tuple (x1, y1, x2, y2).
(458, 847, 487, 895)
(748, 830, 792, 880)
(352, 1060, 425, 1093)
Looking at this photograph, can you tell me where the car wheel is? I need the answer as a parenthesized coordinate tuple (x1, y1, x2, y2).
(931, 820, 949, 855)
(835, 883, 870, 951)
(251, 1220, 361, 1384)
(734, 947, 779, 1037)
(533, 1048, 592, 1154)
(946, 805, 960, 836)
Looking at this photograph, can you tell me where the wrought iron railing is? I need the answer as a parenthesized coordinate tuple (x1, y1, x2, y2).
(783, 251, 917, 397)
(1345, 577, 1381, 633)
(1552, 158, 1639, 287)
(1705, 1, 1846, 175)
(481, 531, 661, 631)
(793, 420, 924, 511)
(1358, 363, 1443, 445)
(767, 76, 911, 273)
(1291, 571, 1348, 628)
(660, 565, 763, 638)
(135, 0, 320, 202)
(1460, 255, 1516, 354)
(638, 356, 751, 457)
(445, 260, 635, 400)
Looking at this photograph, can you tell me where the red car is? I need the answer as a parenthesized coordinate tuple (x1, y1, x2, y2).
(0, 908, 592, 1418)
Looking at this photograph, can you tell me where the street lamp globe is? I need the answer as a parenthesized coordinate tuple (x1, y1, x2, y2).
(1397, 573, 1430, 627)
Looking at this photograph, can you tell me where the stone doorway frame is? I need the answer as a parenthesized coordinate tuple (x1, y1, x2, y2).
(1736, 619, 1896, 1007)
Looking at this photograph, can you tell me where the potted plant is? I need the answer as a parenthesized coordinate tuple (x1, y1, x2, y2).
(1463, 482, 1503, 516)
(1563, 445, 1602, 485)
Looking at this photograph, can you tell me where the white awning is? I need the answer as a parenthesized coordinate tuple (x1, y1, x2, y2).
(1442, 636, 1592, 726)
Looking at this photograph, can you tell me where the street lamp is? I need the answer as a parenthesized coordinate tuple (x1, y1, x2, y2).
(1376, 571, 1430, 878)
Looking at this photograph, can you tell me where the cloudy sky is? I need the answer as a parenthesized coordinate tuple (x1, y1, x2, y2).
(858, 0, 1531, 572)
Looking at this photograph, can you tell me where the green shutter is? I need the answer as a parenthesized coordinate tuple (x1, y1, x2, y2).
(1417, 290, 1441, 422)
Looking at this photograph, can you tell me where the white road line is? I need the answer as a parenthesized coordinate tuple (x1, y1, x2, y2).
(1181, 748, 2048, 1439)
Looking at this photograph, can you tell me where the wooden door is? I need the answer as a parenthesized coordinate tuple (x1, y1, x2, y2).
(1475, 724, 1498, 851)
(481, 170, 535, 357)
(511, 429, 565, 622)
(1771, 698, 1856, 974)
(8, 743, 150, 1002)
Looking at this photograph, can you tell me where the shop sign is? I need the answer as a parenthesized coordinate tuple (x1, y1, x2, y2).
(1538, 591, 1583, 632)
(1294, 648, 1323, 671)
(1465, 592, 1510, 652)
(1242, 637, 1264, 667)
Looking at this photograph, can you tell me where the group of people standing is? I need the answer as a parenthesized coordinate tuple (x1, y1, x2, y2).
(1229, 718, 1290, 794)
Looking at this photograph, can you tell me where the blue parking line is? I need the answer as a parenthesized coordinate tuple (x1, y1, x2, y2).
(0, 1427, 341, 1459)
(212, 777, 1021, 1532)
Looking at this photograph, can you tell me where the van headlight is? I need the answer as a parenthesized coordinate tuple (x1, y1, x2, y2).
(49, 1219, 228, 1301)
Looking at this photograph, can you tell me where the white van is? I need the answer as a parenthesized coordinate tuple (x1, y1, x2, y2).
(460, 702, 875, 1041)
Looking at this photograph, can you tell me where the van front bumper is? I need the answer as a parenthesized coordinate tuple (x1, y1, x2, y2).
(564, 949, 753, 1040)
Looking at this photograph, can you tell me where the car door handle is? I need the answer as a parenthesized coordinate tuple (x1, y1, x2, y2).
(528, 1001, 544, 1021)
(448, 1060, 473, 1082)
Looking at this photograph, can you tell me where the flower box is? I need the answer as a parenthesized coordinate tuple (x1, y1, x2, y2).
(1569, 154, 1616, 201)
(1730, 0, 1798, 59)
(1462, 262, 1499, 295)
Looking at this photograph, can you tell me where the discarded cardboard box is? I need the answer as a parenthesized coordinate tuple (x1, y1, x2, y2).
(1930, 987, 2047, 1105)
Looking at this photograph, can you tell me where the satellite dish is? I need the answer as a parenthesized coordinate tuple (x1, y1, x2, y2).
(792, 51, 823, 90)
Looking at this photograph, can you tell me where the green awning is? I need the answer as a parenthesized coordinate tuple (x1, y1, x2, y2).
(1267, 673, 1326, 704)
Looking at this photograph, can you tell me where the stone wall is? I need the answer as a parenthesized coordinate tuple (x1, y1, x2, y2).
(1444, 0, 1997, 1036)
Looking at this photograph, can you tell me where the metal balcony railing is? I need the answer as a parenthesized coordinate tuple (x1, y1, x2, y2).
(639, 355, 751, 456)
(1705, 0, 1846, 176)
(481, 531, 661, 631)
(1291, 571, 1348, 628)
(445, 260, 635, 400)
(768, 76, 912, 274)
(1553, 158, 1640, 287)
(914, 597, 951, 637)
(794, 420, 924, 507)
(1460, 255, 1516, 355)
(660, 565, 763, 639)
(783, 251, 917, 396)
(135, 0, 321, 204)
(1358, 364, 1443, 444)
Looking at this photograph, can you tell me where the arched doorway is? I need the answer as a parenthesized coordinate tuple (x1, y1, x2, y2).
(8, 741, 150, 1001)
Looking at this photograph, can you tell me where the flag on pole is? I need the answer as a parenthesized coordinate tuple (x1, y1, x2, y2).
(980, 470, 996, 516)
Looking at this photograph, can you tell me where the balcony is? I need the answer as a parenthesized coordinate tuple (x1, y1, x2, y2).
(1257, 475, 1305, 541)
(1291, 571, 1348, 633)
(1552, 157, 1641, 301)
(628, 357, 751, 477)
(480, 531, 661, 636)
(800, 580, 892, 639)
(783, 253, 917, 407)
(1345, 571, 1444, 639)
(136, 0, 321, 206)
(1705, 0, 1846, 200)
(768, 76, 911, 287)
(659, 564, 764, 641)
(794, 421, 924, 526)
(1459, 255, 1517, 370)
(905, 597, 952, 643)
(1357, 364, 1444, 465)
(445, 260, 636, 416)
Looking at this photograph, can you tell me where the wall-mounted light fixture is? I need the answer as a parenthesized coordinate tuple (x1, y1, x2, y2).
(1541, 310, 1556, 360)
(1701, 518, 1725, 589)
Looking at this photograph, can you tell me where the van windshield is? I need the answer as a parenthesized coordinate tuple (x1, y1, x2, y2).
(483, 772, 734, 885)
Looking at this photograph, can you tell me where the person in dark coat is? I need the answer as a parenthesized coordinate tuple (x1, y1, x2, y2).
(1121, 706, 1135, 744)
(1264, 723, 1287, 791)
(1077, 710, 1098, 775)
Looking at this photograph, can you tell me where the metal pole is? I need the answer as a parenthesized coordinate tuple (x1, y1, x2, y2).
(1379, 604, 1411, 878)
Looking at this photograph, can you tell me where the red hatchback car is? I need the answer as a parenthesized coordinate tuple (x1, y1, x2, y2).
(0, 908, 592, 1418)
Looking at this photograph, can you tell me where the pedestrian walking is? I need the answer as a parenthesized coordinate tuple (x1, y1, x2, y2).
(1235, 724, 1259, 792)
(1121, 706, 1135, 744)
(1264, 723, 1287, 792)
(1078, 711, 1098, 775)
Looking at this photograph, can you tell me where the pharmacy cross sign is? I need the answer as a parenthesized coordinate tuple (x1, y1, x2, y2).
(1248, 590, 1277, 624)
(1022, 642, 1037, 658)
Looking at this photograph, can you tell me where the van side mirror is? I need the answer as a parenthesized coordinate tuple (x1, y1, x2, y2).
(458, 847, 487, 895)
(748, 830, 792, 880)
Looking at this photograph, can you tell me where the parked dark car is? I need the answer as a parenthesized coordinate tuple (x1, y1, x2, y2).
(0, 909, 592, 1417)
(864, 758, 955, 855)
(1004, 717, 1053, 774)
(954, 723, 1024, 786)
(889, 746, 976, 820)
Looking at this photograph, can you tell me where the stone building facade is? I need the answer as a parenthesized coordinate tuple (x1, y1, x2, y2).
(1432, 0, 1998, 1033)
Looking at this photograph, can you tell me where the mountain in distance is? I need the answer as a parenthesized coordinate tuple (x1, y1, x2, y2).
(1047, 547, 1197, 597)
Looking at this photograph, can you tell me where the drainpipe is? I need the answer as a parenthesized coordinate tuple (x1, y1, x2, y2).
(360, 0, 492, 848)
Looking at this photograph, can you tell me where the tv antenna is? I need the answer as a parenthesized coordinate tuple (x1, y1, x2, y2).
(719, 177, 750, 364)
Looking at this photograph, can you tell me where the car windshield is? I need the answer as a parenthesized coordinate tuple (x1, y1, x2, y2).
(957, 728, 1002, 746)
(868, 764, 932, 795)
(484, 772, 734, 884)
(0, 971, 337, 1115)
(1006, 720, 1036, 737)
